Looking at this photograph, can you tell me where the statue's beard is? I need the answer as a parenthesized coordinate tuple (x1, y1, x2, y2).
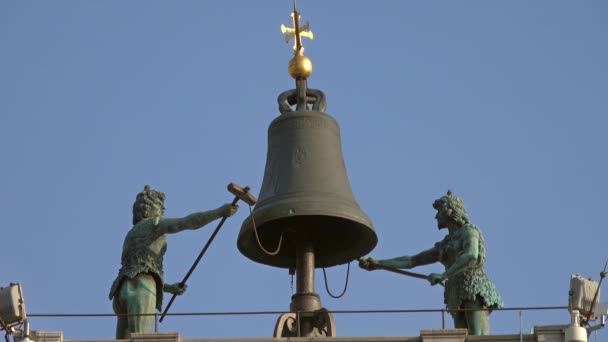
(436, 220, 448, 230)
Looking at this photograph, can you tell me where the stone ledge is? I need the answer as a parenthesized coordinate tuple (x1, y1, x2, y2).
(31, 331, 64, 342)
(420, 329, 467, 342)
(130, 333, 180, 342)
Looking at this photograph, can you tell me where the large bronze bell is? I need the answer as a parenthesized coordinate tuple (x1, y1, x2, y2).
(238, 89, 377, 269)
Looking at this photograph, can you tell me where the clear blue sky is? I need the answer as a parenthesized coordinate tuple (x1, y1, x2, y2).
(1, 1, 607, 340)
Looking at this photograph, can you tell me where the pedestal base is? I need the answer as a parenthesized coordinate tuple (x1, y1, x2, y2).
(273, 308, 336, 337)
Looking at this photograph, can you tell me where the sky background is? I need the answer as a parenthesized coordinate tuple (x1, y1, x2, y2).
(1, 0, 607, 340)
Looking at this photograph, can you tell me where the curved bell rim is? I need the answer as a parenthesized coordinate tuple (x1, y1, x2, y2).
(238, 196, 377, 268)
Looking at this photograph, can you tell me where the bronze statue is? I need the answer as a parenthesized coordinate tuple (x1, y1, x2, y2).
(360, 190, 503, 335)
(109, 185, 238, 339)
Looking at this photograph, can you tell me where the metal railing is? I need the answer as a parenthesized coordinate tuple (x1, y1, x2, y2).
(24, 306, 570, 333)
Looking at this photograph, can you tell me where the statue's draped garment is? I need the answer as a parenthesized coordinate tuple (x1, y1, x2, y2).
(109, 219, 167, 311)
(435, 223, 503, 315)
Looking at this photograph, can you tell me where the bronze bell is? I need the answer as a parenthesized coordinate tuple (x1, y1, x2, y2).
(238, 88, 377, 268)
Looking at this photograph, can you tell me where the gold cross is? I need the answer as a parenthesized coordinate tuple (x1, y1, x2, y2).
(281, 10, 313, 53)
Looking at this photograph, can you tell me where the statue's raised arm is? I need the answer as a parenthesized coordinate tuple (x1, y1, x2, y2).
(359, 190, 503, 336)
(159, 203, 237, 234)
(108, 185, 238, 339)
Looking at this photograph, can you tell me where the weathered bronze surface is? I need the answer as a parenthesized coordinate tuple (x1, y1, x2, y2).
(109, 185, 238, 339)
(360, 191, 503, 336)
(237, 96, 377, 268)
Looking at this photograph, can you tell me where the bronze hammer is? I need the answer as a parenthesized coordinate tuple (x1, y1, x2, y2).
(160, 183, 257, 322)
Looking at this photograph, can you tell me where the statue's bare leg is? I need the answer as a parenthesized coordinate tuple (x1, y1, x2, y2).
(113, 296, 129, 339)
(464, 296, 489, 336)
(118, 274, 157, 337)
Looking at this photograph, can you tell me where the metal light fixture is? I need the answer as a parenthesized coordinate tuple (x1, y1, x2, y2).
(0, 283, 30, 342)
(569, 274, 600, 319)
(567, 273, 607, 341)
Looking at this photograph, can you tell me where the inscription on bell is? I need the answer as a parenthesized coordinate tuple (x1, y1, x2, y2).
(294, 118, 325, 129)
(270, 116, 339, 137)
(293, 145, 307, 167)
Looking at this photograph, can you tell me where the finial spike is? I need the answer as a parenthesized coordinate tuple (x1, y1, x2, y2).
(281, 4, 313, 54)
(281, 2, 314, 81)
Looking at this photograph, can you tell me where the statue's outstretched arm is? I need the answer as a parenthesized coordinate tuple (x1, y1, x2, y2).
(378, 245, 440, 269)
(158, 203, 237, 234)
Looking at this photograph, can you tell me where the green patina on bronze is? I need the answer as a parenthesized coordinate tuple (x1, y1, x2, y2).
(109, 185, 237, 339)
(360, 190, 503, 336)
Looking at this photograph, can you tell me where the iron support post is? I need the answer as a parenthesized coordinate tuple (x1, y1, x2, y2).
(290, 240, 322, 336)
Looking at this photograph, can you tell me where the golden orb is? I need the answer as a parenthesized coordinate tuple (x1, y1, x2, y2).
(288, 53, 313, 80)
